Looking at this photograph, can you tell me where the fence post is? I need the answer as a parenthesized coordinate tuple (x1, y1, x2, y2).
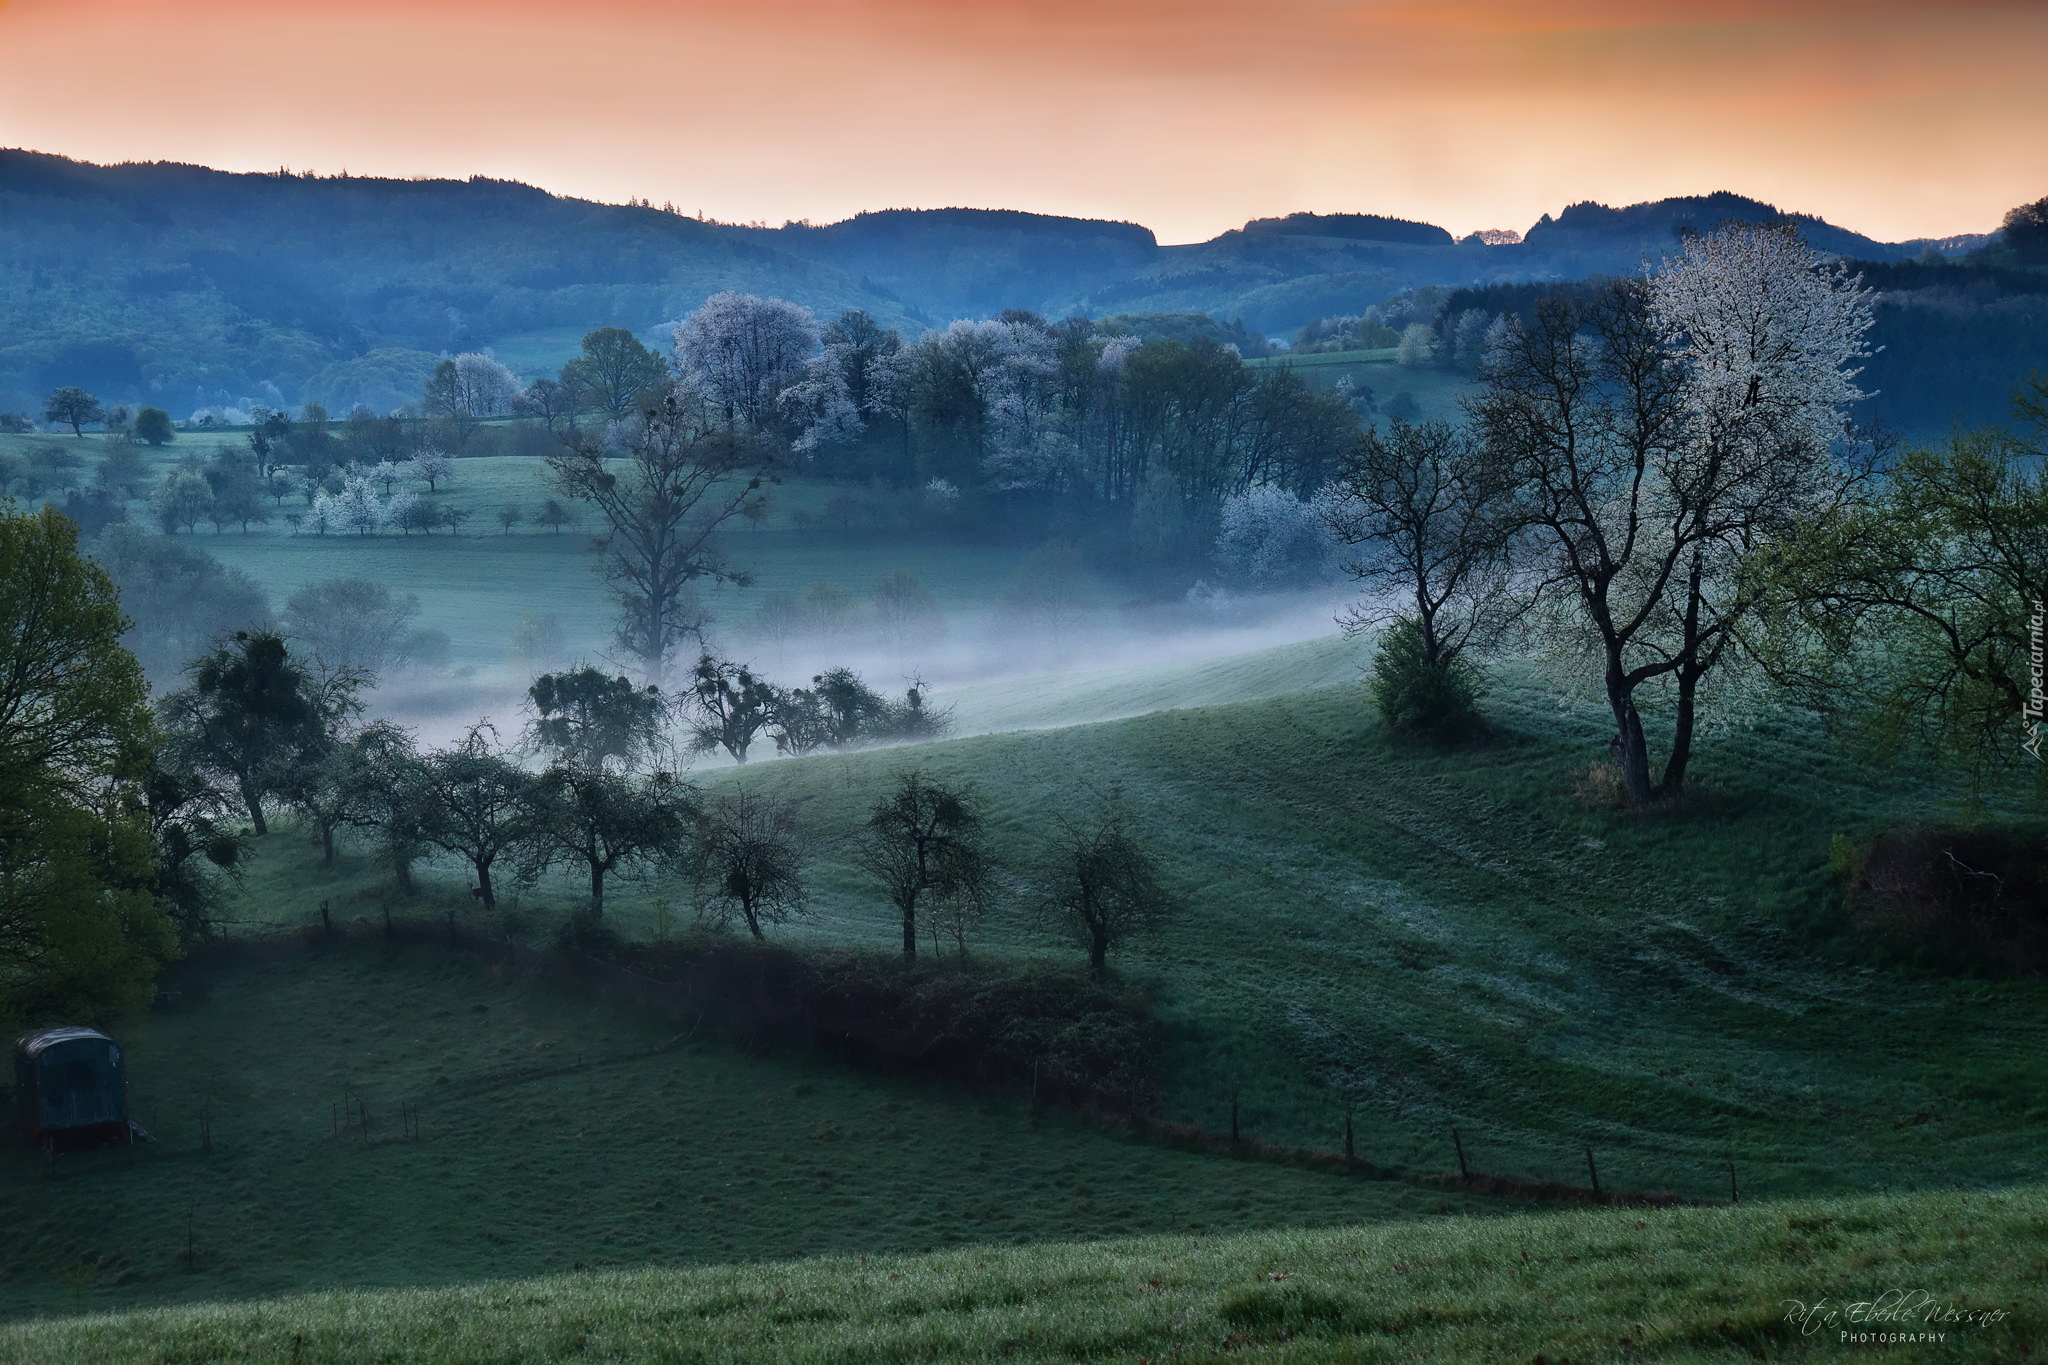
(1343, 1112, 1354, 1165)
(1728, 1160, 1739, 1204)
(1585, 1147, 1600, 1196)
(1452, 1127, 1469, 1180)
(1230, 1093, 1240, 1145)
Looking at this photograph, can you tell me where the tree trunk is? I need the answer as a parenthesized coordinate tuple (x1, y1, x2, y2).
(475, 859, 496, 910)
(589, 861, 605, 919)
(241, 780, 268, 836)
(901, 899, 917, 963)
(1659, 667, 1700, 797)
(1089, 935, 1108, 976)
(1658, 556, 1708, 799)
(321, 823, 336, 867)
(1604, 664, 1654, 805)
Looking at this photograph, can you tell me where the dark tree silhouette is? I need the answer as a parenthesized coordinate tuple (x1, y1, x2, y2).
(855, 770, 991, 963)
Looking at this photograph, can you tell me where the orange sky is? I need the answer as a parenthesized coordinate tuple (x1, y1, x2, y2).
(0, 0, 2041, 243)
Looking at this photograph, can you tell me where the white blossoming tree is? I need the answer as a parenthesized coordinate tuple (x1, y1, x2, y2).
(674, 292, 818, 432)
(1475, 221, 1874, 803)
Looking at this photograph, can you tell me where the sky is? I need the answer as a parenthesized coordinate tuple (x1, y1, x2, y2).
(0, 0, 2042, 244)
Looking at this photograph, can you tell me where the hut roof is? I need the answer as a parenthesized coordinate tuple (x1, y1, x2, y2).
(15, 1027, 114, 1060)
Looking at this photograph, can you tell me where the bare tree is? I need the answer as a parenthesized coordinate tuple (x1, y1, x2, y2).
(680, 655, 778, 764)
(1037, 795, 1180, 974)
(1326, 416, 1522, 668)
(547, 389, 773, 682)
(410, 724, 536, 911)
(526, 766, 690, 919)
(689, 788, 808, 939)
(855, 770, 991, 963)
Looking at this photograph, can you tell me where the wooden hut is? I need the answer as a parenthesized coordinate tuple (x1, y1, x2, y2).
(13, 1027, 129, 1152)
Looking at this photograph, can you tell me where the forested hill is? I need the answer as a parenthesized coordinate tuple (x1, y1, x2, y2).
(0, 149, 2006, 421)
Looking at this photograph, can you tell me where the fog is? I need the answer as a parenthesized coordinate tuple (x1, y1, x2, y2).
(366, 584, 1369, 758)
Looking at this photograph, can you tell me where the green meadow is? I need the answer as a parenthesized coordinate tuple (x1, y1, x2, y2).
(5, 1184, 2042, 1362)
(5, 423, 2046, 1357)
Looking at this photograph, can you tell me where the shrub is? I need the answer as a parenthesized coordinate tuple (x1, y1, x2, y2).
(1844, 823, 2048, 974)
(1368, 616, 1481, 738)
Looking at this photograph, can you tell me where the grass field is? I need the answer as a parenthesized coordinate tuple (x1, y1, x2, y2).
(1250, 350, 1475, 425)
(5, 1184, 2041, 1361)
(0, 939, 1490, 1321)
(7, 426, 2046, 1353)
(218, 639, 2048, 1212)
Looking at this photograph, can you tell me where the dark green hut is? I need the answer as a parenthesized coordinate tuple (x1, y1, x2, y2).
(13, 1027, 129, 1152)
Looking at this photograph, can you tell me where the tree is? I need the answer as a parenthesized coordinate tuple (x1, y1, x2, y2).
(248, 409, 297, 476)
(1472, 225, 1873, 802)
(1001, 541, 1091, 651)
(96, 442, 152, 499)
(0, 504, 173, 1021)
(527, 765, 690, 919)
(44, 387, 103, 437)
(854, 770, 991, 963)
(497, 504, 523, 535)
(561, 327, 670, 422)
(89, 524, 271, 686)
(409, 448, 454, 492)
(282, 576, 428, 676)
(536, 497, 572, 534)
(1756, 426, 2046, 790)
(158, 631, 363, 835)
(548, 389, 772, 681)
(288, 404, 337, 475)
(134, 406, 175, 447)
(138, 757, 247, 944)
(1037, 795, 1180, 974)
(509, 614, 567, 670)
(691, 789, 808, 939)
(1326, 418, 1522, 734)
(283, 719, 413, 868)
(527, 666, 667, 773)
(411, 724, 536, 910)
(680, 655, 778, 764)
(149, 465, 212, 534)
(871, 569, 946, 657)
(202, 447, 266, 532)
(674, 292, 818, 432)
(516, 375, 579, 434)
(333, 725, 430, 892)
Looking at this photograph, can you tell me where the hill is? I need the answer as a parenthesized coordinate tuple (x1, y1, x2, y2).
(4, 1184, 2040, 1361)
(0, 151, 2005, 424)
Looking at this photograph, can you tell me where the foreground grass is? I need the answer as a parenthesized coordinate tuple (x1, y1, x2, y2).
(0, 942, 1485, 1320)
(5, 1185, 2042, 1362)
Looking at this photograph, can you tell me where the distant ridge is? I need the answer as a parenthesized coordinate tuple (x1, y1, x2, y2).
(0, 148, 2009, 423)
(1521, 190, 1901, 261)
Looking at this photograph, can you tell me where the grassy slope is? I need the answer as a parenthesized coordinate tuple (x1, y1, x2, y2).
(0, 941, 1490, 1322)
(5, 1185, 2043, 1362)
(227, 648, 2048, 1207)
